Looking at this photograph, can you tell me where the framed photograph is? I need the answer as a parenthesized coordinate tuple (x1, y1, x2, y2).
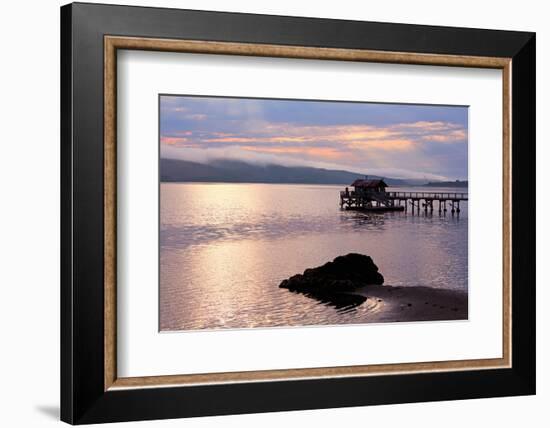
(61, 2, 535, 424)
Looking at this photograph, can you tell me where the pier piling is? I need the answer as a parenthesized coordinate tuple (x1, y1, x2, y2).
(339, 189, 467, 215)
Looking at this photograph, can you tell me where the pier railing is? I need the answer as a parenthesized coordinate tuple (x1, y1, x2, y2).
(386, 191, 468, 201)
(340, 191, 468, 200)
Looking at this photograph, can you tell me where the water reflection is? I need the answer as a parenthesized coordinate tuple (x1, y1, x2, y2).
(339, 212, 387, 229)
(160, 183, 468, 331)
(293, 290, 368, 313)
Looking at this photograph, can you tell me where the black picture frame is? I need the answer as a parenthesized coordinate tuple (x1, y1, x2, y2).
(61, 2, 535, 424)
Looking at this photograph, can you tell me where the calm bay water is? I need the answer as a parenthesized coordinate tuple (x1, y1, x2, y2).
(160, 183, 468, 331)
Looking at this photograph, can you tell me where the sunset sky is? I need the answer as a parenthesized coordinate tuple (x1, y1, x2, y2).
(160, 95, 468, 180)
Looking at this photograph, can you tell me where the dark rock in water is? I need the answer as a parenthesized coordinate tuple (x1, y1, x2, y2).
(279, 253, 384, 293)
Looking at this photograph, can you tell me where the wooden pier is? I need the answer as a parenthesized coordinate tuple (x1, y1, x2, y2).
(339, 179, 468, 214)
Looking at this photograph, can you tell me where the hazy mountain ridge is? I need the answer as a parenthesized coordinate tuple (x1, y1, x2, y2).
(160, 158, 434, 186)
(423, 180, 468, 188)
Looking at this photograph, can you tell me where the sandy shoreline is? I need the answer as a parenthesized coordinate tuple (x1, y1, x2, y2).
(280, 253, 468, 324)
(347, 284, 468, 323)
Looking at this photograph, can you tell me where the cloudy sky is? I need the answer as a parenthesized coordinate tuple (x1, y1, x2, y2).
(160, 95, 468, 180)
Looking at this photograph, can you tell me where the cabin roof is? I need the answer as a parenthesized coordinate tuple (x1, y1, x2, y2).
(351, 178, 388, 188)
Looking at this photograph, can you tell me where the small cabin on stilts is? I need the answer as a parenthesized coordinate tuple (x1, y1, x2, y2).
(340, 178, 402, 211)
(351, 178, 388, 195)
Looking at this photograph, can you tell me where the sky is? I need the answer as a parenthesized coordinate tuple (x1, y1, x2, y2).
(160, 95, 468, 180)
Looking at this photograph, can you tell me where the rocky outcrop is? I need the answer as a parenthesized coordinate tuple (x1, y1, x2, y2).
(279, 253, 384, 293)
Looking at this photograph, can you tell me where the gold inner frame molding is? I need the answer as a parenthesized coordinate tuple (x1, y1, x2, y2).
(104, 35, 512, 391)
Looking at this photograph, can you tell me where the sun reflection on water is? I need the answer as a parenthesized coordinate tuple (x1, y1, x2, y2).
(160, 183, 467, 331)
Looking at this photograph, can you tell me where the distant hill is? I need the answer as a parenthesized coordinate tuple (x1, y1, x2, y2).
(423, 180, 468, 188)
(160, 158, 418, 186)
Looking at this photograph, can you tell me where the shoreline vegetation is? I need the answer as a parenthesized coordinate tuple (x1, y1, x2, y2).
(280, 254, 467, 322)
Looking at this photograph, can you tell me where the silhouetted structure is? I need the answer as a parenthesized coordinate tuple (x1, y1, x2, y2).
(340, 178, 468, 214)
(351, 178, 388, 194)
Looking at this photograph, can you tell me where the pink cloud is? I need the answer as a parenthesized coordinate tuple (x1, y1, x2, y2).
(161, 137, 189, 145)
